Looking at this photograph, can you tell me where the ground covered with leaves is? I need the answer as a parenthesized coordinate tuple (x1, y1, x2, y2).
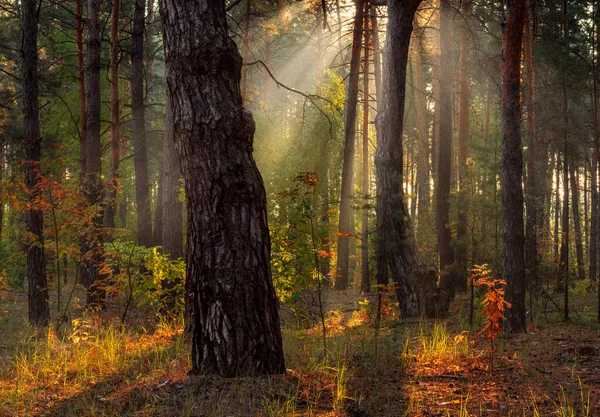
(0, 287, 599, 416)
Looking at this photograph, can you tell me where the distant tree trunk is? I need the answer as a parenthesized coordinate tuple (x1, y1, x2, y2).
(160, 0, 285, 376)
(145, 0, 155, 101)
(437, 0, 455, 307)
(161, 98, 183, 260)
(82, 0, 105, 308)
(76, 0, 86, 179)
(415, 33, 429, 239)
(22, 0, 50, 326)
(523, 5, 538, 297)
(570, 162, 585, 281)
(360, 6, 370, 294)
(501, 0, 526, 333)
(371, 8, 382, 106)
(336, 0, 364, 290)
(104, 0, 121, 229)
(455, 0, 472, 292)
(590, 153, 597, 282)
(432, 56, 440, 181)
(132, 0, 152, 247)
(375, 0, 437, 319)
(554, 153, 561, 267)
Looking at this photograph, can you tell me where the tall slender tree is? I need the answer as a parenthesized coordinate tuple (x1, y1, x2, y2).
(336, 0, 365, 290)
(360, 3, 370, 294)
(502, 0, 527, 333)
(132, 0, 152, 247)
(159, 0, 285, 376)
(22, 0, 50, 326)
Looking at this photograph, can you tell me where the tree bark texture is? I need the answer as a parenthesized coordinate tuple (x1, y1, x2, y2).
(159, 0, 285, 376)
(22, 0, 50, 326)
(336, 0, 364, 290)
(501, 0, 526, 333)
(105, 0, 121, 229)
(132, 0, 152, 247)
(415, 33, 429, 240)
(82, 0, 105, 307)
(375, 0, 437, 319)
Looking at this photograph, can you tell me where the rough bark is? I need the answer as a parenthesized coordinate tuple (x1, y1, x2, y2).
(501, 0, 527, 333)
(375, 0, 437, 319)
(132, 0, 152, 247)
(456, 0, 472, 292)
(104, 0, 121, 229)
(159, 0, 285, 376)
(22, 0, 50, 326)
(590, 153, 597, 282)
(437, 0, 455, 306)
(360, 6, 370, 294)
(336, 0, 364, 290)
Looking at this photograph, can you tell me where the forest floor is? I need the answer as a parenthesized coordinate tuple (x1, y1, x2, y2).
(0, 284, 599, 416)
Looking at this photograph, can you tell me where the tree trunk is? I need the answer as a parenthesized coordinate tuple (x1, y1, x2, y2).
(240, 0, 251, 102)
(590, 153, 597, 282)
(570, 162, 585, 281)
(415, 33, 429, 240)
(22, 0, 50, 326)
(375, 0, 436, 319)
(456, 0, 472, 292)
(161, 97, 183, 260)
(360, 6, 370, 294)
(501, 0, 526, 333)
(437, 0, 455, 306)
(104, 0, 121, 229)
(76, 0, 86, 179)
(524, 5, 538, 295)
(336, 0, 364, 290)
(132, 0, 152, 247)
(82, 0, 105, 308)
(159, 0, 285, 376)
(0, 137, 4, 240)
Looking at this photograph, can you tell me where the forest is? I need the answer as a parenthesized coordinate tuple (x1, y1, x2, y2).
(0, 0, 599, 415)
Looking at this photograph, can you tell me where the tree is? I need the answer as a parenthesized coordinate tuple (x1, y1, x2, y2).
(132, 0, 152, 247)
(360, 2, 370, 294)
(375, 0, 438, 319)
(22, 0, 50, 326)
(159, 0, 285, 376)
(82, 0, 105, 307)
(336, 0, 365, 290)
(436, 0, 454, 299)
(501, 0, 527, 333)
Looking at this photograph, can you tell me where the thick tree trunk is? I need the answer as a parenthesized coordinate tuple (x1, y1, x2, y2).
(82, 0, 105, 308)
(455, 0, 472, 292)
(360, 6, 370, 294)
(132, 0, 152, 247)
(336, 0, 364, 290)
(501, 0, 526, 333)
(570, 163, 585, 281)
(104, 0, 121, 229)
(22, 0, 50, 326)
(160, 0, 285, 376)
(375, 0, 436, 319)
(437, 0, 455, 307)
